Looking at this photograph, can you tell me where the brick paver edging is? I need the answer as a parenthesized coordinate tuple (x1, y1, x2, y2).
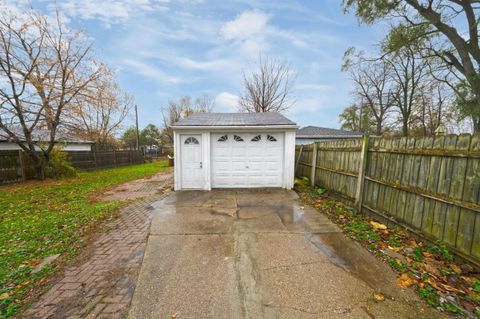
(25, 192, 170, 319)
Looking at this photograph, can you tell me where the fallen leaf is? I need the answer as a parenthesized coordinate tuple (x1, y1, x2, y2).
(426, 278, 445, 292)
(441, 284, 462, 294)
(396, 273, 416, 287)
(460, 276, 477, 284)
(450, 264, 462, 274)
(373, 293, 385, 301)
(422, 252, 434, 258)
(388, 246, 404, 253)
(0, 292, 10, 300)
(370, 221, 387, 230)
(423, 262, 442, 277)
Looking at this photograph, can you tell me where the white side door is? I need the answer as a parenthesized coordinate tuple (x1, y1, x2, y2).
(181, 134, 204, 189)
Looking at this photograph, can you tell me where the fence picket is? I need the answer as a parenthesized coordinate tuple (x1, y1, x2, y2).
(295, 134, 480, 265)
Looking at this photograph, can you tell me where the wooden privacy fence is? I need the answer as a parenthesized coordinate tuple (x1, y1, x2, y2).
(0, 150, 144, 184)
(295, 134, 480, 265)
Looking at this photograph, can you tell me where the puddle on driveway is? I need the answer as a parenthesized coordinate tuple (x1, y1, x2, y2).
(304, 232, 399, 296)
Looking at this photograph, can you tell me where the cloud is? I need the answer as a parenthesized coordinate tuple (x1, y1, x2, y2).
(220, 10, 270, 57)
(220, 10, 269, 40)
(215, 92, 240, 112)
(54, 0, 170, 26)
(122, 58, 182, 84)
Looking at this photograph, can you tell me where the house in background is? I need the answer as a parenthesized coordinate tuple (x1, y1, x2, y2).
(296, 126, 363, 145)
(0, 128, 94, 152)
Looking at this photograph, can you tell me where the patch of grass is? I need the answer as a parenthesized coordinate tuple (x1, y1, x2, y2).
(473, 281, 480, 293)
(387, 233, 403, 248)
(419, 286, 441, 307)
(344, 221, 380, 242)
(412, 247, 424, 262)
(387, 257, 407, 273)
(444, 302, 460, 314)
(0, 161, 169, 318)
(428, 243, 454, 262)
(313, 186, 326, 196)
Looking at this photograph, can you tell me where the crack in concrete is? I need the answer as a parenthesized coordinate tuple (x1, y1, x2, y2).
(149, 232, 229, 236)
(261, 260, 325, 272)
(263, 303, 352, 315)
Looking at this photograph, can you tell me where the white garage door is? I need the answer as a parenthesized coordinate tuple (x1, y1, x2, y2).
(211, 132, 284, 188)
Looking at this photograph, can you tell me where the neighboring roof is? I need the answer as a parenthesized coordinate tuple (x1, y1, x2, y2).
(296, 126, 363, 138)
(0, 127, 94, 144)
(173, 112, 297, 127)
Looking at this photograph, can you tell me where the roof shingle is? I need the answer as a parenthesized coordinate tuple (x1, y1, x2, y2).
(173, 112, 296, 127)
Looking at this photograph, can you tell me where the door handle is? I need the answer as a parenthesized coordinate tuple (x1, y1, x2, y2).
(200, 161, 203, 168)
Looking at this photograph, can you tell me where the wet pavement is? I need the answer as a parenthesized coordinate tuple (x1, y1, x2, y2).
(128, 189, 444, 319)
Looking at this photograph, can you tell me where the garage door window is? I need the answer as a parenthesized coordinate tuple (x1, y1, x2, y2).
(251, 135, 261, 142)
(234, 135, 244, 142)
(217, 134, 228, 142)
(267, 134, 277, 142)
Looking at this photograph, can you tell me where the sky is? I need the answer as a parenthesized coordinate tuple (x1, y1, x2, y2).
(8, 0, 387, 130)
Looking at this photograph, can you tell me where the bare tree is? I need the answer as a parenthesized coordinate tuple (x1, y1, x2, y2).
(343, 49, 395, 135)
(239, 55, 295, 113)
(411, 80, 453, 136)
(65, 65, 133, 149)
(0, 10, 98, 178)
(194, 94, 215, 113)
(387, 47, 429, 136)
(160, 95, 213, 145)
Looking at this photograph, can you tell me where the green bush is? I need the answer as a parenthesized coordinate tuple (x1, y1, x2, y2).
(44, 149, 78, 179)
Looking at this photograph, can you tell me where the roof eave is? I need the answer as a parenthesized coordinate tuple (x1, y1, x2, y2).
(172, 124, 299, 130)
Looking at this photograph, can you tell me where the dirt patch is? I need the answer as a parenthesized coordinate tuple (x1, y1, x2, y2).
(95, 168, 173, 202)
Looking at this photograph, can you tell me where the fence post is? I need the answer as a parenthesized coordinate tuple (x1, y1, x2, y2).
(295, 145, 304, 176)
(355, 135, 369, 210)
(113, 150, 117, 167)
(92, 151, 98, 169)
(18, 150, 26, 181)
(310, 143, 318, 187)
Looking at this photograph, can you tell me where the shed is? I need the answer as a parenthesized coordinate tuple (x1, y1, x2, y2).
(296, 126, 363, 145)
(172, 112, 297, 190)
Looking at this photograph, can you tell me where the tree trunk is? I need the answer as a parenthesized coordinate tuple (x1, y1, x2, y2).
(402, 119, 409, 137)
(473, 116, 480, 135)
(376, 122, 382, 136)
(28, 152, 46, 180)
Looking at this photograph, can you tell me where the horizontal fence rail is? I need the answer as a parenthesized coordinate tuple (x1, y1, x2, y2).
(0, 150, 145, 185)
(295, 134, 480, 265)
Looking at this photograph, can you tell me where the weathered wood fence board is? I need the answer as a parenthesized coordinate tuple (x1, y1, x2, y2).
(0, 150, 144, 185)
(295, 134, 480, 265)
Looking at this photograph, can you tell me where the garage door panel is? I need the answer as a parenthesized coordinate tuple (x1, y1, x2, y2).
(211, 133, 284, 188)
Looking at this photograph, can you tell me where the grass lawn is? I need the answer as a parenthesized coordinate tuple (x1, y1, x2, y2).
(0, 161, 170, 318)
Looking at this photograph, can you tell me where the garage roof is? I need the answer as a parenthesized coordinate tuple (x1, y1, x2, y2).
(173, 112, 296, 127)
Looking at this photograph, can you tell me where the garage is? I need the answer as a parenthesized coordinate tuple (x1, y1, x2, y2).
(172, 113, 297, 190)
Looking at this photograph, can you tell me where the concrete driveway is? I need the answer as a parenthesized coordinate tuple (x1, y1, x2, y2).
(129, 189, 442, 319)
